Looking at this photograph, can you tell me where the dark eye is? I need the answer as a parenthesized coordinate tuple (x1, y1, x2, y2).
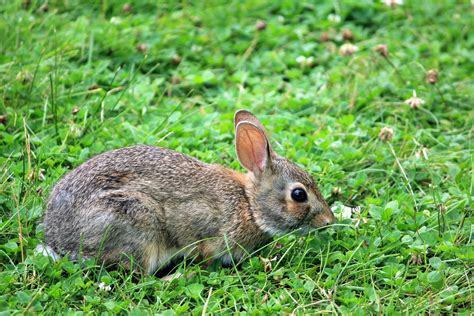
(291, 188, 307, 202)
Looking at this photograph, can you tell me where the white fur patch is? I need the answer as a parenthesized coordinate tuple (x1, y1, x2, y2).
(146, 245, 192, 274)
(35, 244, 60, 261)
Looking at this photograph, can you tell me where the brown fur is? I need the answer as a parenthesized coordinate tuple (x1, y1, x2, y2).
(44, 110, 335, 274)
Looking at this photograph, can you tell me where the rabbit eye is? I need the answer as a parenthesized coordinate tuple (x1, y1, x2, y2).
(291, 188, 307, 202)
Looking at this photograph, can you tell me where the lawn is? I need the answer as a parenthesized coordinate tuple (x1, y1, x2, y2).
(0, 0, 472, 314)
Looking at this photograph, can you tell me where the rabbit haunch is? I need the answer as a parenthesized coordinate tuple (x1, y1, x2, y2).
(44, 110, 335, 274)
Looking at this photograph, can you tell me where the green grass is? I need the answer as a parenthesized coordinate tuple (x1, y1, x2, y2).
(1, 0, 473, 314)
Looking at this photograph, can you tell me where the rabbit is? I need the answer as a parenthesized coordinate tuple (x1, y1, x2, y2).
(43, 110, 335, 274)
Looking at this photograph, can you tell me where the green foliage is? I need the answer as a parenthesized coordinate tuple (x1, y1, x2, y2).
(0, 0, 472, 314)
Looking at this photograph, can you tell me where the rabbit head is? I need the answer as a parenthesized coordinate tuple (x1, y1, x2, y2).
(235, 110, 335, 236)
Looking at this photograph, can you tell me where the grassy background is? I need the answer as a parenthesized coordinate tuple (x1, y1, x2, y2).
(1, 0, 472, 314)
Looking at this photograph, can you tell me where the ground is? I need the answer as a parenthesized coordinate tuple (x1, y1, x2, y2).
(0, 0, 472, 314)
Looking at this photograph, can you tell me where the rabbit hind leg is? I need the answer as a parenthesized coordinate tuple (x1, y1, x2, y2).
(87, 191, 167, 274)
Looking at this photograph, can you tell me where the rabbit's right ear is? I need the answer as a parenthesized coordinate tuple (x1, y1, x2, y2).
(235, 122, 271, 175)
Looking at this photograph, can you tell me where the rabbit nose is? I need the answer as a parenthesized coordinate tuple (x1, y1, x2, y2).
(321, 215, 335, 226)
(323, 215, 335, 225)
(311, 214, 335, 228)
(326, 210, 337, 225)
(311, 208, 336, 227)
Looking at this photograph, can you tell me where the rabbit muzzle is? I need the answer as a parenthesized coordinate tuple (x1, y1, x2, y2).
(310, 206, 336, 228)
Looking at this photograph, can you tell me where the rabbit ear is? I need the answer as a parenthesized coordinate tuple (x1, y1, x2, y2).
(235, 121, 272, 175)
(234, 110, 266, 132)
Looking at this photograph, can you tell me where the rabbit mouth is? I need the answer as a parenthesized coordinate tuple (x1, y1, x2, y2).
(291, 226, 312, 236)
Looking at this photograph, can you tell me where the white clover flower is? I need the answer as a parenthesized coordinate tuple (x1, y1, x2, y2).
(332, 204, 356, 220)
(98, 282, 112, 292)
(191, 45, 202, 53)
(379, 126, 394, 142)
(382, 0, 404, 7)
(404, 90, 425, 109)
(426, 69, 438, 84)
(296, 56, 306, 64)
(255, 20, 267, 31)
(339, 43, 358, 56)
(296, 56, 315, 67)
(374, 44, 389, 57)
(110, 17, 122, 25)
(327, 14, 341, 23)
(341, 206, 353, 219)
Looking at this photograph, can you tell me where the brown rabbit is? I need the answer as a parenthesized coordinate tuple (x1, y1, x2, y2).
(43, 110, 335, 274)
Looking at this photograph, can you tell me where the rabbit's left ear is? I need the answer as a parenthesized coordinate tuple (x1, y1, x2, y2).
(234, 110, 266, 133)
(235, 121, 272, 175)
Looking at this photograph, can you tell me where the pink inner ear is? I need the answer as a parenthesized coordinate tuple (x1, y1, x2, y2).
(245, 129, 267, 172)
(236, 123, 269, 174)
